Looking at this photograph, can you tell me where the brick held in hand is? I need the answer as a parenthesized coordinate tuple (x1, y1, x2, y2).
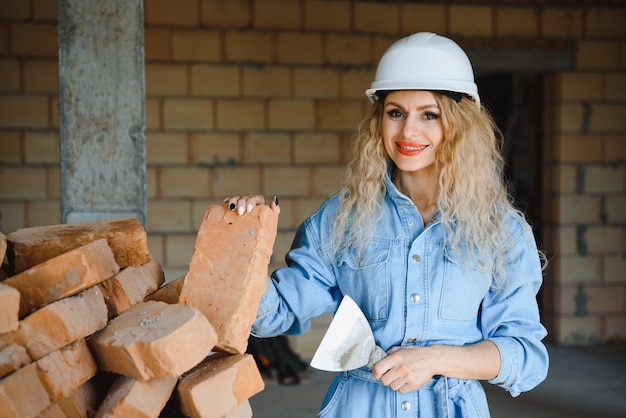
(93, 375, 177, 418)
(180, 205, 277, 354)
(99, 256, 165, 318)
(35, 339, 98, 402)
(89, 300, 217, 380)
(0, 283, 20, 333)
(177, 352, 264, 418)
(224, 399, 253, 418)
(6, 217, 150, 274)
(16, 285, 108, 360)
(0, 362, 51, 418)
(3, 239, 119, 318)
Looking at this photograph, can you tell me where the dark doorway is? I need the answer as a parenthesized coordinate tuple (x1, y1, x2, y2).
(477, 73, 544, 314)
(477, 72, 543, 237)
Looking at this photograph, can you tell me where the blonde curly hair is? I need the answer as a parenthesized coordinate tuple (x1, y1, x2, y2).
(332, 92, 530, 290)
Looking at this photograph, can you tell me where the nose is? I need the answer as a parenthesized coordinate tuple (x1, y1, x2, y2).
(402, 115, 421, 139)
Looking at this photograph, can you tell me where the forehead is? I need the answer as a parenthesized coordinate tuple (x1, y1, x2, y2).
(384, 90, 438, 105)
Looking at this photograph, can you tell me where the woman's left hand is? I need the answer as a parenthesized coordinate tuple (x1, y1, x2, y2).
(371, 346, 440, 394)
(222, 194, 280, 216)
(371, 340, 500, 393)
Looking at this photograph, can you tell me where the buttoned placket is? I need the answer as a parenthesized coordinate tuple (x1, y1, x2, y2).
(403, 208, 428, 346)
(396, 391, 418, 417)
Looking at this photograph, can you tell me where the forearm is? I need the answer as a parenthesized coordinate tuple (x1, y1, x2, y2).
(432, 340, 501, 381)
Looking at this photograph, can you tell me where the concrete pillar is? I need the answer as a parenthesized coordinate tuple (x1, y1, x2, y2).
(57, 0, 146, 226)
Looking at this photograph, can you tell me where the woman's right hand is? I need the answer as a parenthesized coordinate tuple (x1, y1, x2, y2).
(223, 195, 280, 216)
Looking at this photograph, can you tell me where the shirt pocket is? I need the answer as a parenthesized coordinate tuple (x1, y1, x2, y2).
(336, 241, 390, 322)
(438, 246, 492, 322)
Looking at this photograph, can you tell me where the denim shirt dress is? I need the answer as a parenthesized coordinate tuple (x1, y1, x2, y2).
(252, 173, 549, 418)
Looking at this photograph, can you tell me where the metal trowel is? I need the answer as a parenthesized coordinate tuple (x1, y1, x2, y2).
(310, 295, 387, 372)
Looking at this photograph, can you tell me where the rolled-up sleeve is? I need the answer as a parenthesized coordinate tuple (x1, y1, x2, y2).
(482, 221, 549, 397)
(256, 279, 281, 318)
(252, 215, 340, 338)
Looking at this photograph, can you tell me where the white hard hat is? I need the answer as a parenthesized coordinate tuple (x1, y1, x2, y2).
(366, 32, 480, 107)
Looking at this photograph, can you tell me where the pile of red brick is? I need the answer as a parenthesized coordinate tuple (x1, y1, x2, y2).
(0, 205, 278, 418)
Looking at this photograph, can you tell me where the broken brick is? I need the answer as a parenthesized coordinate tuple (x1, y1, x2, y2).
(6, 217, 150, 274)
(177, 353, 264, 418)
(93, 375, 177, 418)
(3, 239, 119, 317)
(89, 301, 217, 380)
(99, 256, 165, 318)
(16, 286, 108, 360)
(179, 205, 277, 354)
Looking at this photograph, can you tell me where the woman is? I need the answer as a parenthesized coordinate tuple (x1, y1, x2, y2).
(225, 32, 548, 417)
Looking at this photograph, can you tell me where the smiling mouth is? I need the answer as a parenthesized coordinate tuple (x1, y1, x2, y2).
(396, 142, 428, 155)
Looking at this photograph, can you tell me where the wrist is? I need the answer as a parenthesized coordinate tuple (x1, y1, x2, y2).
(428, 344, 449, 376)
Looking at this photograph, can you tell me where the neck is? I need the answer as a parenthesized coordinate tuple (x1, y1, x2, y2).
(392, 168, 438, 225)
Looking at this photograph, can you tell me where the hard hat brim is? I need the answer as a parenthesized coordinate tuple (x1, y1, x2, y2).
(365, 85, 480, 107)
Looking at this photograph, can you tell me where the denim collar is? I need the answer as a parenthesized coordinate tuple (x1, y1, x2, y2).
(384, 160, 442, 224)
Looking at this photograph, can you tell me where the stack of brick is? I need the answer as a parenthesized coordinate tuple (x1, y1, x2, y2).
(0, 204, 277, 418)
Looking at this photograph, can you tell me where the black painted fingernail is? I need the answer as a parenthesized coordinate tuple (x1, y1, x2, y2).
(273, 196, 279, 205)
(229, 203, 235, 211)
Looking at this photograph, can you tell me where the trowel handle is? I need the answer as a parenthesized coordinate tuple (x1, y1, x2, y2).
(366, 345, 387, 369)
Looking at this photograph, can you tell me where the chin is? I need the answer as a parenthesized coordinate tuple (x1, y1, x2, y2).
(393, 159, 435, 173)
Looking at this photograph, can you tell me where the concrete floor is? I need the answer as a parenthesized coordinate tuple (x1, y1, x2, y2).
(249, 343, 626, 418)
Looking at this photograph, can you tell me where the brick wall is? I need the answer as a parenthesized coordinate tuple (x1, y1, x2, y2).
(0, 0, 624, 348)
(542, 10, 626, 345)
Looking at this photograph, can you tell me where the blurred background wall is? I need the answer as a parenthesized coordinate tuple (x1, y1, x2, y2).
(0, 0, 624, 355)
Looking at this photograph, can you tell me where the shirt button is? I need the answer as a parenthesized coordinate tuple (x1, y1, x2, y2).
(407, 337, 417, 343)
(408, 221, 414, 226)
(410, 293, 421, 303)
(412, 254, 420, 262)
(401, 401, 411, 411)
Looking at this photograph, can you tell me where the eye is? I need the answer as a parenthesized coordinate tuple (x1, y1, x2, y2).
(386, 109, 405, 119)
(424, 111, 440, 120)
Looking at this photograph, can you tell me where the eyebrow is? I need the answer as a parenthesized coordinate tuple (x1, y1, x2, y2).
(384, 101, 439, 111)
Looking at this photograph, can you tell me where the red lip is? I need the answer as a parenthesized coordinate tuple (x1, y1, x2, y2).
(395, 141, 427, 156)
